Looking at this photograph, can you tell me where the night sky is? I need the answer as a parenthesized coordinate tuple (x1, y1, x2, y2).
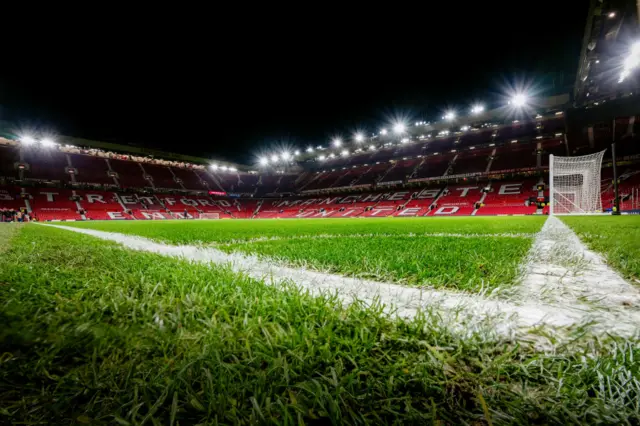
(0, 3, 587, 165)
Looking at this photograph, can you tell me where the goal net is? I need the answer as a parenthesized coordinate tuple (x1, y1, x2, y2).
(197, 212, 220, 220)
(549, 150, 605, 215)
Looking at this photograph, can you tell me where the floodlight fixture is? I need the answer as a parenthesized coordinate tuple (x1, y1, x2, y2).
(318, 155, 326, 161)
(259, 157, 269, 166)
(21, 135, 36, 145)
(210, 164, 219, 170)
(306, 146, 314, 153)
(510, 93, 528, 107)
(333, 138, 342, 147)
(380, 128, 388, 135)
(401, 138, 409, 144)
(281, 151, 291, 161)
(608, 11, 616, 18)
(341, 149, 349, 157)
(368, 145, 376, 151)
(471, 104, 484, 114)
(271, 154, 279, 162)
(443, 111, 456, 121)
(41, 138, 56, 147)
(354, 133, 364, 143)
(393, 123, 405, 134)
(294, 150, 300, 156)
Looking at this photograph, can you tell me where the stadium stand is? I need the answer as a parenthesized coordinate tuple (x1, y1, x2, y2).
(23, 148, 70, 182)
(3, 109, 640, 221)
(109, 158, 150, 188)
(69, 153, 114, 185)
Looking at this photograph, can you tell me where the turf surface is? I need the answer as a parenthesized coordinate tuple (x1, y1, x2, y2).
(561, 215, 640, 283)
(63, 216, 546, 244)
(63, 217, 544, 291)
(221, 235, 532, 291)
(1, 224, 640, 424)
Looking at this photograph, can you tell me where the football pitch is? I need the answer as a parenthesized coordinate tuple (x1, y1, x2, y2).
(1, 216, 640, 424)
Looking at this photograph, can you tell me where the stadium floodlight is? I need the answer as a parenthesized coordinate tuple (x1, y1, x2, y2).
(471, 104, 484, 114)
(281, 151, 291, 161)
(229, 167, 237, 172)
(210, 164, 219, 170)
(460, 125, 470, 131)
(271, 154, 279, 163)
(332, 138, 342, 147)
(368, 145, 376, 151)
(328, 153, 335, 158)
(380, 128, 388, 135)
(294, 150, 300, 156)
(510, 93, 528, 107)
(608, 11, 616, 18)
(221, 165, 228, 171)
(258, 157, 269, 166)
(341, 149, 349, 157)
(401, 138, 409, 144)
(318, 155, 326, 161)
(620, 42, 640, 82)
(393, 123, 405, 134)
(21, 135, 36, 145)
(549, 150, 605, 215)
(443, 111, 456, 121)
(354, 133, 364, 143)
(40, 138, 56, 147)
(306, 146, 314, 153)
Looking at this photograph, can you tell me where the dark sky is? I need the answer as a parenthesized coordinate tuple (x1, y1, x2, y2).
(0, 3, 587, 165)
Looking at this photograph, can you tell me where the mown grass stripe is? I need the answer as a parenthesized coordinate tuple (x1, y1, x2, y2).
(40, 223, 640, 341)
(2, 224, 640, 424)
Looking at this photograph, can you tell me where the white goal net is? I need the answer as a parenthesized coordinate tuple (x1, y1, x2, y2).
(549, 150, 605, 215)
(197, 212, 220, 220)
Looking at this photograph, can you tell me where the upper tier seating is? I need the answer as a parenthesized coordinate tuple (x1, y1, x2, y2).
(141, 163, 182, 189)
(491, 143, 537, 171)
(110, 159, 150, 188)
(23, 148, 70, 182)
(413, 154, 453, 179)
(68, 153, 114, 185)
(171, 167, 207, 190)
(379, 159, 419, 183)
(0, 145, 18, 179)
(450, 149, 491, 174)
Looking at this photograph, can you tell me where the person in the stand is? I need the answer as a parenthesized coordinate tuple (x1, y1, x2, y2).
(184, 208, 189, 219)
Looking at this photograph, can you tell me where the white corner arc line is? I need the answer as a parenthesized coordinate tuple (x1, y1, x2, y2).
(39, 223, 640, 341)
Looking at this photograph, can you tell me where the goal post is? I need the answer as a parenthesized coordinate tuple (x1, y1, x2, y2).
(197, 212, 220, 220)
(549, 150, 605, 215)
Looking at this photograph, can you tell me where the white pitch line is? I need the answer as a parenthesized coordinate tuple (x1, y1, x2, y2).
(40, 223, 640, 342)
(519, 216, 640, 310)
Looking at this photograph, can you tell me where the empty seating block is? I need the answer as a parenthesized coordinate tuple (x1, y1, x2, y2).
(69, 154, 113, 184)
(23, 148, 69, 182)
(110, 159, 149, 188)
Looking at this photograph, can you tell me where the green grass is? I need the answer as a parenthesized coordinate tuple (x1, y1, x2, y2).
(561, 216, 640, 283)
(63, 216, 546, 245)
(221, 235, 532, 291)
(2, 225, 640, 424)
(0, 223, 20, 253)
(62, 217, 544, 291)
